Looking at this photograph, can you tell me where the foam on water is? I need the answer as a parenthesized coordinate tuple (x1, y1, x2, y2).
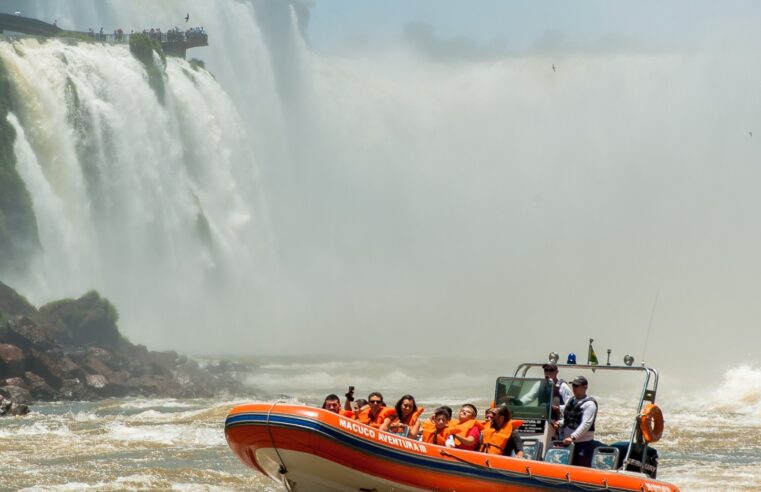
(4, 361, 761, 489)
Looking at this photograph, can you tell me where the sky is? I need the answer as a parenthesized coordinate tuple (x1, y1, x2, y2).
(306, 0, 760, 55)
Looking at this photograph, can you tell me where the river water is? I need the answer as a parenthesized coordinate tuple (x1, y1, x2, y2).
(2, 355, 759, 491)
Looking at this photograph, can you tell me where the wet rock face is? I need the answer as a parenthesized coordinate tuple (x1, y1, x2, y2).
(0, 281, 246, 415)
(0, 343, 25, 378)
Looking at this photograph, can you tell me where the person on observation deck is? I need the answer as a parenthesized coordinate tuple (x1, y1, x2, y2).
(561, 376, 598, 467)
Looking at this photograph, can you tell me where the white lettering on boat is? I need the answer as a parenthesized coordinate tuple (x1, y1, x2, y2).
(338, 418, 427, 453)
(377, 432, 427, 453)
(339, 418, 376, 439)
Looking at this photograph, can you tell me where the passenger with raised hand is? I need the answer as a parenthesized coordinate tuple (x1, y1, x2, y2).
(420, 406, 452, 445)
(448, 404, 482, 451)
(379, 395, 425, 438)
(480, 404, 524, 457)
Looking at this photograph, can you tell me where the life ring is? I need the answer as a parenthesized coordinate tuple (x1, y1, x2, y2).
(639, 403, 664, 443)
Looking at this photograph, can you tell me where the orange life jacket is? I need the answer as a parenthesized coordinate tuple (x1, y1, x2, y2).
(388, 407, 425, 427)
(355, 407, 375, 424)
(356, 406, 388, 426)
(368, 407, 396, 428)
(449, 418, 483, 436)
(479, 420, 523, 455)
(421, 421, 451, 446)
(448, 418, 483, 449)
(339, 409, 354, 418)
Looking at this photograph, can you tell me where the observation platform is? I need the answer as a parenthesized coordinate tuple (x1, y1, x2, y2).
(0, 13, 207, 58)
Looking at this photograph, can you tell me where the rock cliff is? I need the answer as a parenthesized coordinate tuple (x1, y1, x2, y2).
(0, 281, 244, 414)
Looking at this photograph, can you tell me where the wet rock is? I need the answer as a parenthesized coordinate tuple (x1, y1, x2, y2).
(0, 384, 32, 404)
(25, 371, 57, 400)
(0, 282, 247, 403)
(4, 317, 60, 351)
(60, 378, 96, 400)
(39, 291, 123, 350)
(3, 377, 26, 388)
(0, 343, 25, 378)
(0, 282, 36, 318)
(0, 396, 30, 416)
(26, 349, 65, 389)
(85, 374, 107, 389)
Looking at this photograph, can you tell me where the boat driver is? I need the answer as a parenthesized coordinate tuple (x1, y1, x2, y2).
(560, 376, 598, 467)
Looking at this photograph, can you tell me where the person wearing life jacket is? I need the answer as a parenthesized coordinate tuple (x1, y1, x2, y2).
(420, 406, 452, 446)
(351, 398, 368, 415)
(379, 395, 425, 438)
(356, 392, 387, 427)
(561, 375, 598, 467)
(479, 404, 524, 457)
(322, 394, 354, 418)
(448, 404, 482, 451)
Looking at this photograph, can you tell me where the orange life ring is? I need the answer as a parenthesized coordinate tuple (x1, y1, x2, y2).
(639, 403, 664, 443)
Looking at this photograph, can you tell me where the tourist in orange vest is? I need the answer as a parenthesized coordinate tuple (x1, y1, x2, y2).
(322, 394, 354, 418)
(449, 404, 482, 451)
(421, 406, 452, 445)
(480, 404, 524, 457)
(379, 394, 425, 438)
(356, 392, 387, 427)
(351, 398, 369, 415)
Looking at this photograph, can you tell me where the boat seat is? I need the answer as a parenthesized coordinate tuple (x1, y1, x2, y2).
(544, 441, 574, 465)
(591, 446, 620, 470)
(520, 438, 543, 461)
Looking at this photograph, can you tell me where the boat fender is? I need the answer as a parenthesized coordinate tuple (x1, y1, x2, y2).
(639, 403, 664, 443)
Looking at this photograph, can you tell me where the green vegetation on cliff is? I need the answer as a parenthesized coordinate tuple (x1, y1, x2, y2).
(129, 33, 167, 104)
(188, 58, 205, 71)
(55, 30, 97, 43)
(0, 58, 40, 275)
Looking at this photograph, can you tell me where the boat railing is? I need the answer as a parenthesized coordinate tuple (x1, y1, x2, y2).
(512, 362, 659, 476)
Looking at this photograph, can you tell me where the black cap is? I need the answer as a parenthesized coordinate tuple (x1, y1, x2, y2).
(571, 376, 588, 386)
(542, 363, 558, 372)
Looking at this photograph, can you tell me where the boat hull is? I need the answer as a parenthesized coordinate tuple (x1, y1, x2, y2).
(225, 403, 679, 492)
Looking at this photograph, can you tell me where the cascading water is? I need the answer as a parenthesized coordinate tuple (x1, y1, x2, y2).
(0, 37, 271, 351)
(2, 0, 761, 368)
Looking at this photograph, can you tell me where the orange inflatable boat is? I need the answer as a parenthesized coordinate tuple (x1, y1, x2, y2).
(225, 360, 680, 491)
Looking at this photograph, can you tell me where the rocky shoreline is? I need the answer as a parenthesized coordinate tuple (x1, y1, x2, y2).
(0, 281, 245, 416)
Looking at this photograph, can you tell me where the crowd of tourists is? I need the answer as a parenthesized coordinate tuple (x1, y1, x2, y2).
(320, 363, 599, 467)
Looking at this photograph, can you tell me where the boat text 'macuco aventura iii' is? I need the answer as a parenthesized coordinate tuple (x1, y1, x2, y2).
(224, 355, 679, 491)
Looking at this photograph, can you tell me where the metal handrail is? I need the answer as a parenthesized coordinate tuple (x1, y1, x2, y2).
(511, 362, 659, 475)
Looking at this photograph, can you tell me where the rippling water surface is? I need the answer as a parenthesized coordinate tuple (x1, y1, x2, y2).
(2, 356, 760, 491)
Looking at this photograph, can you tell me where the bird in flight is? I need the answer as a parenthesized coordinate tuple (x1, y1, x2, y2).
(552, 64, 556, 72)
(185, 13, 190, 22)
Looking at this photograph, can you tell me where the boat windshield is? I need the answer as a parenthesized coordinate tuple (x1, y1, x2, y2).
(494, 377, 552, 420)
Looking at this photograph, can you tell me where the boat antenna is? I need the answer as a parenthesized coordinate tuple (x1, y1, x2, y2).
(642, 291, 659, 365)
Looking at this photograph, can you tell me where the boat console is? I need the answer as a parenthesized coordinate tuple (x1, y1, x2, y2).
(494, 360, 662, 477)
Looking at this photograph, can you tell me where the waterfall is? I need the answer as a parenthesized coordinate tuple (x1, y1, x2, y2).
(0, 36, 271, 351)
(3, 1, 761, 364)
